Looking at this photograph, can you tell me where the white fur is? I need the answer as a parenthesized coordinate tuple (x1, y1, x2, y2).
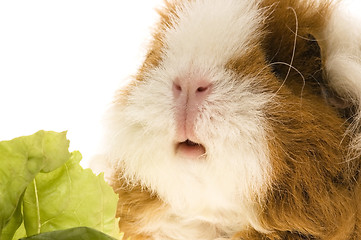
(322, 0, 361, 100)
(321, 0, 361, 151)
(161, 0, 264, 71)
(96, 0, 273, 239)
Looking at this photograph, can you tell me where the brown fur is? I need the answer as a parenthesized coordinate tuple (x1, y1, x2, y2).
(137, 1, 180, 79)
(257, 80, 359, 239)
(113, 1, 179, 104)
(111, 171, 166, 240)
(111, 0, 361, 239)
(252, 2, 360, 238)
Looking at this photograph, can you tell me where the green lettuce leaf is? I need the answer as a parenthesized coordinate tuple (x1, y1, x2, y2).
(0, 131, 120, 240)
(19, 227, 118, 240)
(23, 151, 119, 237)
(1, 194, 24, 239)
(12, 222, 26, 240)
(0, 131, 70, 238)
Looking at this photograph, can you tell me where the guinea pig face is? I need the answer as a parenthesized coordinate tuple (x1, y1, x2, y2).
(107, 0, 273, 217)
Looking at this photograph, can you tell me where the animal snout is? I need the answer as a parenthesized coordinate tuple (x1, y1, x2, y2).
(172, 76, 212, 104)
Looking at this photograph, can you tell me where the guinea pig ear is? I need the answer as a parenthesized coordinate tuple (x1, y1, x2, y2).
(260, 1, 331, 97)
(261, 0, 358, 118)
(262, 0, 361, 153)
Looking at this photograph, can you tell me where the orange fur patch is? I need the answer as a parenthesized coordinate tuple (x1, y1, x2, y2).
(111, 171, 167, 240)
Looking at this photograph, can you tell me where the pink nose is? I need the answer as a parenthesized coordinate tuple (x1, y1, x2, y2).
(172, 76, 212, 141)
(172, 76, 211, 103)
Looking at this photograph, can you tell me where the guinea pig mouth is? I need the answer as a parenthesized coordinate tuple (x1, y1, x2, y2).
(175, 139, 206, 159)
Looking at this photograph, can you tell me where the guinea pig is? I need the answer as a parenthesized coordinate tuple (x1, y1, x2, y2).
(93, 0, 361, 239)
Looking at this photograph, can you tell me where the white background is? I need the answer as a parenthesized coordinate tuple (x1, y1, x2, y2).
(0, 0, 163, 166)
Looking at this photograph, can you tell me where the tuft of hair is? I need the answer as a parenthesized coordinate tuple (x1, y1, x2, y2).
(319, 0, 361, 159)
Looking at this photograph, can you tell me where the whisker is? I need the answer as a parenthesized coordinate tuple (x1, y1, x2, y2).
(286, 27, 326, 42)
(256, 61, 305, 99)
(284, 7, 298, 85)
(255, 7, 304, 100)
